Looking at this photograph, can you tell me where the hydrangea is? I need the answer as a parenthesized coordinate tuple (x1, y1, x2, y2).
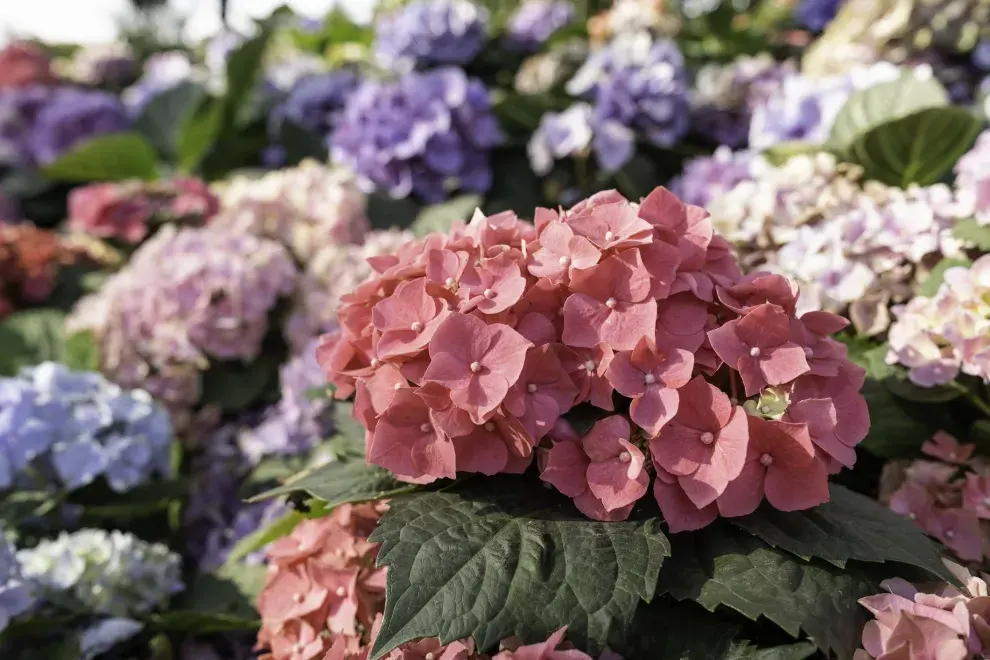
(527, 103, 594, 176)
(0, 223, 80, 319)
(797, 0, 844, 31)
(213, 160, 368, 260)
(0, 42, 56, 88)
(66, 226, 297, 418)
(263, 70, 361, 167)
(331, 68, 504, 202)
(0, 534, 35, 634)
(670, 147, 755, 210)
(17, 529, 183, 617)
(857, 562, 990, 659)
(123, 51, 197, 114)
(286, 229, 415, 351)
(885, 256, 990, 387)
(0, 362, 174, 494)
(587, 0, 676, 44)
(64, 43, 137, 88)
(954, 129, 990, 226)
(319, 186, 868, 530)
(27, 87, 130, 165)
(0, 85, 51, 167)
(68, 177, 218, 244)
(374, 0, 489, 70)
(505, 0, 575, 52)
(566, 32, 689, 171)
(690, 54, 794, 148)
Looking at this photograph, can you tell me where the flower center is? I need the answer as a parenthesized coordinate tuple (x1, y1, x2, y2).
(419, 423, 431, 433)
(584, 359, 596, 372)
(483, 288, 496, 299)
(527, 383, 537, 393)
(335, 586, 346, 596)
(749, 347, 761, 357)
(759, 453, 773, 467)
(370, 358, 380, 368)
(425, 654, 436, 660)
(605, 297, 617, 309)
(293, 593, 304, 603)
(700, 432, 714, 445)
(604, 230, 615, 242)
(946, 529, 956, 539)
(410, 321, 423, 332)
(485, 422, 495, 431)
(445, 277, 455, 287)
(983, 497, 990, 507)
(619, 451, 631, 463)
(558, 255, 570, 266)
(760, 405, 771, 414)
(803, 346, 813, 357)
(295, 643, 306, 653)
(470, 361, 482, 372)
(644, 373, 656, 385)
(393, 383, 402, 390)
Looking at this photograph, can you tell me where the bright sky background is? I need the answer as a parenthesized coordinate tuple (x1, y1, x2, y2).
(0, 0, 377, 45)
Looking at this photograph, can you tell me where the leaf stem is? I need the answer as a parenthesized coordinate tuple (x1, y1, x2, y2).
(948, 381, 990, 417)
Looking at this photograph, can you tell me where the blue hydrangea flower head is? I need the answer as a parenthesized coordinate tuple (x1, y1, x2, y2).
(798, 0, 844, 32)
(374, 0, 489, 70)
(505, 0, 575, 52)
(27, 88, 130, 165)
(0, 533, 35, 634)
(331, 67, 504, 201)
(527, 103, 594, 175)
(122, 51, 196, 115)
(0, 86, 54, 168)
(0, 362, 174, 494)
(16, 529, 183, 618)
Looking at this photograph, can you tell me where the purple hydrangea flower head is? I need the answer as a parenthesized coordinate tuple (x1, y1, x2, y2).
(670, 147, 755, 209)
(954, 129, 990, 226)
(974, 39, 990, 71)
(0, 86, 53, 167)
(527, 103, 594, 175)
(67, 43, 138, 88)
(331, 67, 503, 202)
(0, 362, 174, 494)
(123, 51, 196, 114)
(16, 529, 183, 617)
(78, 618, 144, 658)
(374, 0, 489, 70)
(0, 534, 35, 634)
(27, 88, 130, 165)
(505, 0, 575, 52)
(567, 32, 689, 171)
(265, 70, 362, 167)
(798, 0, 844, 31)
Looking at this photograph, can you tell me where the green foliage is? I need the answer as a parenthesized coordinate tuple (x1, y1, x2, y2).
(158, 565, 264, 632)
(616, 599, 740, 659)
(199, 348, 282, 412)
(726, 641, 818, 660)
(223, 510, 305, 567)
(921, 257, 973, 297)
(62, 331, 100, 372)
(275, 119, 329, 166)
(177, 102, 225, 173)
(42, 133, 159, 183)
(369, 476, 670, 658)
(857, 378, 949, 457)
(761, 142, 822, 167)
(954, 218, 990, 251)
(0, 309, 68, 376)
(135, 81, 207, 162)
(249, 458, 416, 506)
(411, 195, 483, 237)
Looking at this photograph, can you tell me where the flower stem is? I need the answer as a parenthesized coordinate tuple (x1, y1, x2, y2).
(949, 381, 990, 417)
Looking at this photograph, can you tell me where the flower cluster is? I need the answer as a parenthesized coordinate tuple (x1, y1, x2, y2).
(954, 129, 990, 226)
(0, 223, 79, 319)
(213, 160, 369, 259)
(886, 255, 990, 387)
(566, 32, 688, 171)
(331, 68, 504, 202)
(264, 70, 362, 168)
(670, 147, 755, 210)
(373, 0, 489, 70)
(0, 362, 173, 494)
(68, 177, 219, 244)
(17, 529, 183, 617)
(689, 54, 794, 148)
(286, 229, 414, 352)
(0, 533, 35, 634)
(62, 43, 137, 88)
(880, 432, 990, 560)
(0, 42, 56, 88)
(505, 0, 575, 52)
(67, 225, 297, 416)
(857, 562, 990, 659)
(318, 186, 869, 530)
(122, 51, 197, 113)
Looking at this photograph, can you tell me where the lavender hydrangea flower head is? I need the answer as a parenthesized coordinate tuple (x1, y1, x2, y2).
(0, 362, 174, 494)
(798, 0, 844, 31)
(65, 43, 138, 88)
(0, 534, 35, 634)
(17, 529, 183, 617)
(27, 88, 130, 165)
(567, 31, 689, 171)
(66, 226, 297, 418)
(374, 0, 489, 70)
(954, 129, 990, 226)
(331, 68, 503, 202)
(527, 103, 594, 175)
(123, 51, 196, 114)
(505, 0, 575, 52)
(670, 147, 755, 209)
(0, 86, 53, 167)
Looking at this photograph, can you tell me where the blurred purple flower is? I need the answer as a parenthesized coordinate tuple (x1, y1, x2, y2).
(797, 0, 845, 31)
(670, 147, 754, 209)
(505, 0, 575, 52)
(27, 88, 130, 165)
(374, 0, 488, 70)
(955, 129, 990, 226)
(527, 103, 593, 175)
(123, 51, 196, 115)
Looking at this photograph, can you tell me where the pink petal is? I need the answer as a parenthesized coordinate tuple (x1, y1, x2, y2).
(650, 422, 709, 476)
(716, 458, 766, 518)
(764, 456, 829, 511)
(673, 375, 732, 430)
(482, 324, 534, 384)
(582, 415, 632, 461)
(629, 386, 678, 437)
(678, 407, 749, 508)
(541, 440, 591, 498)
(423, 352, 474, 391)
(799, 310, 850, 335)
(735, 304, 791, 348)
(452, 425, 510, 475)
(605, 349, 647, 397)
(600, 300, 658, 351)
(640, 241, 680, 299)
(706, 321, 749, 369)
(653, 469, 718, 533)
(757, 344, 811, 387)
(561, 293, 612, 348)
(428, 314, 491, 364)
(569, 249, 652, 304)
(572, 488, 635, 521)
(587, 457, 649, 511)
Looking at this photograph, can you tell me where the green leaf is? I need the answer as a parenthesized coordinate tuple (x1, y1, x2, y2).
(368, 476, 670, 658)
(200, 350, 281, 412)
(858, 378, 946, 457)
(223, 29, 273, 128)
(224, 510, 304, 567)
(0, 309, 67, 376)
(828, 74, 949, 154)
(761, 142, 821, 167)
(367, 193, 421, 231)
(411, 195, 483, 237)
(42, 133, 159, 183)
(162, 565, 265, 632)
(248, 458, 415, 505)
(135, 81, 206, 162)
(882, 375, 962, 403)
(616, 599, 739, 660)
(62, 331, 100, 372)
(276, 118, 328, 165)
(726, 641, 817, 660)
(659, 524, 878, 660)
(177, 101, 224, 173)
(731, 484, 951, 579)
(921, 257, 973, 297)
(954, 217, 990, 251)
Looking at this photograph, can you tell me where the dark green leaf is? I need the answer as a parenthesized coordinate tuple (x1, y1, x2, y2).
(615, 155, 660, 201)
(200, 350, 280, 412)
(858, 378, 946, 457)
(921, 257, 973, 297)
(954, 218, 990, 251)
(883, 375, 962, 403)
(411, 195, 483, 237)
(616, 598, 739, 660)
(62, 331, 100, 372)
(164, 565, 265, 631)
(973, 421, 990, 452)
(148, 634, 174, 660)
(223, 30, 273, 128)
(177, 101, 224, 173)
(369, 476, 670, 658)
(367, 193, 421, 231)
(276, 118, 328, 166)
(248, 459, 415, 505)
(224, 510, 304, 567)
(42, 133, 159, 182)
(135, 81, 206, 161)
(731, 484, 951, 579)
(659, 524, 877, 660)
(726, 641, 817, 660)
(0, 309, 67, 376)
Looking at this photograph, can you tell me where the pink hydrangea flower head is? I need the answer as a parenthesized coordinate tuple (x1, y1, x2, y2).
(493, 626, 597, 660)
(606, 336, 694, 437)
(426, 248, 469, 290)
(461, 252, 528, 314)
(784, 398, 858, 470)
(653, 465, 718, 533)
(451, 414, 534, 475)
(582, 415, 649, 512)
(559, 343, 615, 410)
(565, 198, 654, 250)
(963, 470, 990, 520)
(717, 416, 828, 517)
(637, 186, 712, 272)
(67, 182, 151, 244)
(369, 389, 455, 482)
(922, 432, 975, 465)
(650, 376, 749, 508)
(562, 249, 657, 350)
(717, 272, 799, 316)
(540, 434, 634, 521)
(707, 303, 811, 396)
(504, 345, 579, 441)
(372, 277, 451, 360)
(639, 240, 681, 300)
(654, 293, 711, 355)
(528, 221, 601, 282)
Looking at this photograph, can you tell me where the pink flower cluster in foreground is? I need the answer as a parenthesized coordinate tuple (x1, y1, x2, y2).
(318, 187, 869, 531)
(68, 177, 219, 244)
(256, 501, 621, 660)
(856, 562, 990, 660)
(886, 255, 990, 387)
(882, 432, 990, 562)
